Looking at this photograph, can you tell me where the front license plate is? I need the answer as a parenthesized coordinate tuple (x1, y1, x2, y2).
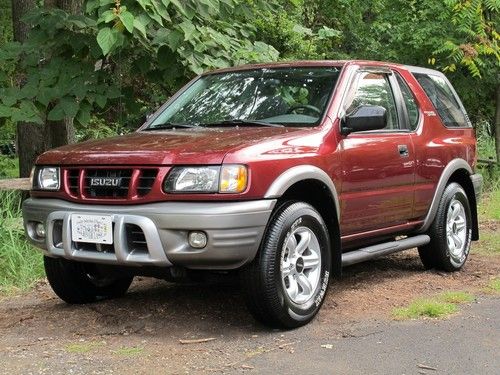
(71, 214, 113, 244)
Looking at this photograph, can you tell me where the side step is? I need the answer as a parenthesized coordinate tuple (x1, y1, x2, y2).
(341, 235, 430, 267)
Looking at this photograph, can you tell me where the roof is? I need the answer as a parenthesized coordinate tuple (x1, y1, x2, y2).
(203, 59, 444, 77)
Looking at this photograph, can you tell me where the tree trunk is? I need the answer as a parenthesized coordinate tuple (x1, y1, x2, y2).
(57, 0, 82, 13)
(43, 0, 83, 149)
(495, 83, 500, 163)
(11, 0, 34, 43)
(17, 123, 46, 178)
(11, 0, 40, 177)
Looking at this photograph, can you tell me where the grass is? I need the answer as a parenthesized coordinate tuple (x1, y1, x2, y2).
(478, 189, 500, 221)
(474, 231, 500, 256)
(111, 346, 144, 356)
(0, 190, 44, 294)
(439, 291, 474, 304)
(0, 155, 18, 179)
(475, 189, 500, 257)
(484, 278, 500, 294)
(65, 341, 105, 354)
(393, 299, 458, 320)
(393, 291, 475, 320)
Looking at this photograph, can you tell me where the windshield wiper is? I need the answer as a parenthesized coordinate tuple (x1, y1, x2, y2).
(143, 122, 199, 131)
(204, 119, 284, 128)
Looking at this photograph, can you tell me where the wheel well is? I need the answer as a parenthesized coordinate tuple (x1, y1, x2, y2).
(448, 169, 479, 240)
(278, 179, 342, 278)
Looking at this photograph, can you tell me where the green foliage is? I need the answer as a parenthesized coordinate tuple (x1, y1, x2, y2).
(0, 0, 280, 130)
(432, 0, 500, 78)
(0, 190, 44, 294)
(0, 0, 12, 47)
(77, 116, 130, 141)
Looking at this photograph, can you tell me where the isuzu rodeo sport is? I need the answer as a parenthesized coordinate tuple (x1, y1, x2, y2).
(23, 60, 483, 328)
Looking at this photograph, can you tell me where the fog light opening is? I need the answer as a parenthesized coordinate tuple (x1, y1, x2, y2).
(35, 222, 46, 238)
(188, 231, 207, 249)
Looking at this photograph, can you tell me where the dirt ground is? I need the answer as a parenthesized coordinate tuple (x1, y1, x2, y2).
(1, 225, 499, 374)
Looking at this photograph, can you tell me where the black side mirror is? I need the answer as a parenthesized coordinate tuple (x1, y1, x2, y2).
(341, 105, 387, 135)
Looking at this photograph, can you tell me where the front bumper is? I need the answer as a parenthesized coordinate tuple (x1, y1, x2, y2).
(23, 198, 276, 269)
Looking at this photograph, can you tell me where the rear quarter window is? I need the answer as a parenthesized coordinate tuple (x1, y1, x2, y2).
(413, 73, 469, 128)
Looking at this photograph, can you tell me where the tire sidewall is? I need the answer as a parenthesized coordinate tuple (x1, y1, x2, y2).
(266, 203, 331, 323)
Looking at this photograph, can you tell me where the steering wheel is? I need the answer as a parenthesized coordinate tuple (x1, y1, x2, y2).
(287, 104, 322, 116)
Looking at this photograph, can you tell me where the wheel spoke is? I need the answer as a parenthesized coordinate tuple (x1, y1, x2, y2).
(282, 265, 292, 278)
(447, 236, 455, 251)
(452, 234, 463, 249)
(455, 218, 466, 231)
(451, 204, 460, 220)
(287, 276, 299, 300)
(296, 274, 313, 296)
(286, 234, 298, 256)
(295, 230, 311, 255)
(448, 205, 455, 221)
(302, 253, 320, 270)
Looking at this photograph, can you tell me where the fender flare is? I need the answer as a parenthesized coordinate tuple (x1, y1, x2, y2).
(418, 158, 473, 233)
(264, 165, 340, 221)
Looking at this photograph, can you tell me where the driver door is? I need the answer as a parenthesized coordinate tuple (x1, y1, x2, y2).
(339, 69, 415, 237)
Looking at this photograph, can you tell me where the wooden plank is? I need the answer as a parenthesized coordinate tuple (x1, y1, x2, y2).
(477, 158, 497, 165)
(0, 178, 31, 191)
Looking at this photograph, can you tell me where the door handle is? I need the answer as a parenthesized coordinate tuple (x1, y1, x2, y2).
(398, 145, 409, 157)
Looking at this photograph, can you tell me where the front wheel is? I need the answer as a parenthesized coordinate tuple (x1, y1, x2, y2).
(44, 256, 133, 304)
(418, 182, 472, 271)
(240, 201, 332, 328)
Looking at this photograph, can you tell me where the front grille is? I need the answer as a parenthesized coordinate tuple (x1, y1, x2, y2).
(137, 169, 158, 197)
(84, 169, 132, 198)
(65, 167, 160, 200)
(68, 170, 79, 196)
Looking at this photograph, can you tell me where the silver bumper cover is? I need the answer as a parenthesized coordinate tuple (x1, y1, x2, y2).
(22, 198, 276, 269)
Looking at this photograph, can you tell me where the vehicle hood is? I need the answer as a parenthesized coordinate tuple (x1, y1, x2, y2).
(36, 127, 306, 165)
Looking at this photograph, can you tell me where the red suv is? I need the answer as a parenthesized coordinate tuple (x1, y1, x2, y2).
(23, 60, 482, 328)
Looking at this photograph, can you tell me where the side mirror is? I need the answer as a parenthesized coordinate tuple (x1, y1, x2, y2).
(341, 105, 387, 135)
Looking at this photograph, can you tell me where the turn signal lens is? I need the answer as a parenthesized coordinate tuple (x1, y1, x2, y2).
(219, 165, 247, 193)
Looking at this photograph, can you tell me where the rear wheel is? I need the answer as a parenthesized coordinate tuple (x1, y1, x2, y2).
(44, 256, 133, 304)
(418, 183, 472, 271)
(240, 201, 332, 328)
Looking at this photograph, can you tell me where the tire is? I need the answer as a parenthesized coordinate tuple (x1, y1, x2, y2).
(240, 201, 332, 328)
(44, 256, 133, 304)
(418, 182, 472, 272)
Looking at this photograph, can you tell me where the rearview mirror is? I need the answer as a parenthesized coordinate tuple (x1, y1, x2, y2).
(341, 105, 387, 135)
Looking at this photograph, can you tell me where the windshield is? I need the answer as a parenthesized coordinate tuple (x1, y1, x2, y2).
(146, 67, 340, 129)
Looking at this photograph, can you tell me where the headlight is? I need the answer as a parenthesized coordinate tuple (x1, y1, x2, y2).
(35, 167, 60, 190)
(164, 166, 220, 192)
(164, 165, 248, 193)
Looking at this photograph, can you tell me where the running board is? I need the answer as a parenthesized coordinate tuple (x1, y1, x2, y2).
(341, 235, 430, 267)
